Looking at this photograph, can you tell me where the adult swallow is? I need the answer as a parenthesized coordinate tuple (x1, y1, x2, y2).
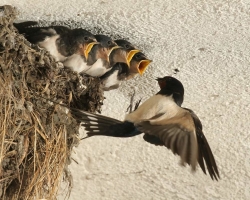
(115, 39, 151, 77)
(14, 21, 97, 63)
(71, 76, 220, 180)
(100, 49, 151, 91)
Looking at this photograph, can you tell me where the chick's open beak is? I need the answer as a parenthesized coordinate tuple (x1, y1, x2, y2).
(137, 59, 152, 75)
(83, 42, 99, 59)
(108, 46, 122, 56)
(126, 50, 140, 66)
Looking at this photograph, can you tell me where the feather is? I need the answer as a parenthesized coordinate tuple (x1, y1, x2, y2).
(70, 108, 141, 137)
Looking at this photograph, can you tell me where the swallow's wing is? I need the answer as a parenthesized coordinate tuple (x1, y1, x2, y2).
(14, 22, 71, 44)
(14, 21, 46, 43)
(71, 108, 141, 137)
(184, 108, 220, 180)
(136, 110, 198, 170)
(136, 108, 220, 180)
(49, 26, 71, 35)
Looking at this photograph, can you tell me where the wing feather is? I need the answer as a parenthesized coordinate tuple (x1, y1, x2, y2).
(184, 108, 220, 180)
(136, 110, 198, 171)
(137, 108, 220, 180)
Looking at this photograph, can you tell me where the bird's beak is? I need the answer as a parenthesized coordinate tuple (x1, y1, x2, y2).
(83, 42, 100, 59)
(126, 49, 140, 67)
(108, 46, 122, 57)
(137, 59, 152, 75)
(104, 46, 122, 63)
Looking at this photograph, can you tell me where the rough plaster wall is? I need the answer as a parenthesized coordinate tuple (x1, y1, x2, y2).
(2, 0, 250, 199)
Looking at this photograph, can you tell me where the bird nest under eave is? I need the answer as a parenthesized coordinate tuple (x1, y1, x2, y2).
(0, 5, 104, 200)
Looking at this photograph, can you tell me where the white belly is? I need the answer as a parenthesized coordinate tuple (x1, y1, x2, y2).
(38, 35, 66, 62)
(63, 54, 90, 73)
(102, 71, 119, 88)
(125, 94, 180, 123)
(84, 59, 108, 77)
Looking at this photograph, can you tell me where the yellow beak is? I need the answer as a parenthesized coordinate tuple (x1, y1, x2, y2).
(126, 49, 140, 67)
(108, 46, 122, 56)
(137, 59, 152, 75)
(84, 42, 100, 59)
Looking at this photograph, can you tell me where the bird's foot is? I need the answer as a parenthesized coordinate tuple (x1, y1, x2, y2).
(126, 89, 141, 113)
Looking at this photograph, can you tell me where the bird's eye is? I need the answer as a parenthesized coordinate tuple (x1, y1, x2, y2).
(107, 41, 112, 45)
(125, 44, 129, 49)
(135, 54, 141, 59)
(84, 36, 89, 41)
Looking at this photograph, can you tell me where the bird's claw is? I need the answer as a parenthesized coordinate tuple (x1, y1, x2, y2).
(126, 89, 137, 113)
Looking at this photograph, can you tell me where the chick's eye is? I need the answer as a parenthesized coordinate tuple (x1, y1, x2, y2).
(125, 44, 129, 49)
(84, 36, 89, 41)
(107, 41, 112, 45)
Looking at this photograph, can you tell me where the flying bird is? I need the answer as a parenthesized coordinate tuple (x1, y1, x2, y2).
(14, 21, 97, 63)
(71, 76, 220, 180)
(100, 48, 151, 91)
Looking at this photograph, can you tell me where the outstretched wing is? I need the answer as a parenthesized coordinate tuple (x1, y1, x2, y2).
(136, 110, 198, 171)
(184, 108, 220, 180)
(136, 108, 220, 180)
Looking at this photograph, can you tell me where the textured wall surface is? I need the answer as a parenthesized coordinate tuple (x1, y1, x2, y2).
(2, 0, 250, 199)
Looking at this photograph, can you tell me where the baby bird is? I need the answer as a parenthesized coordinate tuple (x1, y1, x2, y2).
(14, 21, 97, 63)
(100, 46, 151, 91)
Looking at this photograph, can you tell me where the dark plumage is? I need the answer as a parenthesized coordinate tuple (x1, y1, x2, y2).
(100, 62, 130, 91)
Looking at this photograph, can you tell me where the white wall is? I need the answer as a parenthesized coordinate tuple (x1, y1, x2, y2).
(3, 0, 250, 199)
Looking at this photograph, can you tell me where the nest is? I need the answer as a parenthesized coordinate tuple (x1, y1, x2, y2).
(0, 5, 104, 200)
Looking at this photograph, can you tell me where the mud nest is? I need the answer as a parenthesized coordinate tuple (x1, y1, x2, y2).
(0, 5, 104, 200)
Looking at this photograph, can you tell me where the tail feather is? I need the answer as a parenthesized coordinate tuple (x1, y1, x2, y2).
(70, 108, 141, 137)
(82, 124, 112, 136)
(13, 21, 56, 44)
(79, 115, 117, 126)
(71, 108, 121, 124)
(14, 21, 38, 33)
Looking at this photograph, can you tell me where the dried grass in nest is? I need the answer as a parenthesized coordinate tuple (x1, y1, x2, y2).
(0, 5, 104, 200)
